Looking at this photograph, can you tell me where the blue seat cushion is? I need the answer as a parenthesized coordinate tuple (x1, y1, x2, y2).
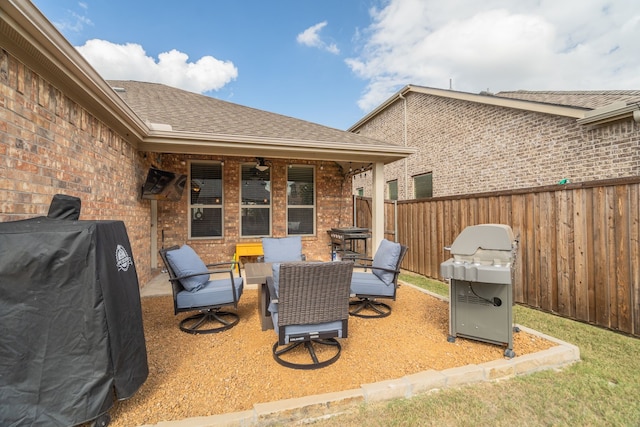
(372, 239, 402, 285)
(272, 311, 345, 343)
(166, 245, 210, 291)
(351, 271, 395, 297)
(176, 277, 244, 309)
(262, 236, 303, 263)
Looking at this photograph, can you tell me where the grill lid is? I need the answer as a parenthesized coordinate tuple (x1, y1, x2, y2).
(449, 224, 514, 255)
(441, 224, 516, 284)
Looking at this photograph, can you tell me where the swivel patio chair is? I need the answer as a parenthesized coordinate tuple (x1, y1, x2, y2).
(159, 245, 244, 334)
(349, 239, 408, 318)
(267, 261, 353, 369)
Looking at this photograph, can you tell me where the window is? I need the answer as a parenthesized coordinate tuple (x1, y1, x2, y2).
(241, 164, 271, 236)
(287, 165, 315, 235)
(387, 179, 398, 200)
(414, 172, 433, 199)
(356, 187, 364, 196)
(189, 162, 223, 238)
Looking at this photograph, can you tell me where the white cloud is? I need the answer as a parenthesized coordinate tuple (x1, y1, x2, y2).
(348, 0, 640, 112)
(51, 8, 93, 33)
(297, 21, 340, 54)
(76, 39, 238, 93)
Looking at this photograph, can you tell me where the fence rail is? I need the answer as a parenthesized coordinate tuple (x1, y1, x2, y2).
(355, 177, 640, 337)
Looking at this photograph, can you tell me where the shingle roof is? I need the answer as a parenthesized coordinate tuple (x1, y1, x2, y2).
(107, 80, 388, 147)
(495, 90, 640, 110)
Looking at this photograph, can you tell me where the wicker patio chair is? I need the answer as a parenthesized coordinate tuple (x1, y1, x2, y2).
(267, 261, 353, 369)
(159, 245, 244, 334)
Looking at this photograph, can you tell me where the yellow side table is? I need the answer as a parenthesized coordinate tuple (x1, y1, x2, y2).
(233, 242, 264, 272)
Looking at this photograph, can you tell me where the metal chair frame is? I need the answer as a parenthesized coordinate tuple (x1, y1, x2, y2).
(159, 246, 242, 334)
(349, 245, 408, 318)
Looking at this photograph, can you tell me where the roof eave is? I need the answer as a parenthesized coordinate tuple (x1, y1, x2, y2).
(139, 130, 416, 164)
(349, 85, 589, 131)
(576, 101, 640, 126)
(2, 1, 149, 143)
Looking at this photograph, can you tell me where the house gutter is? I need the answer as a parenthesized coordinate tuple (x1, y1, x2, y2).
(576, 101, 640, 126)
(139, 130, 416, 164)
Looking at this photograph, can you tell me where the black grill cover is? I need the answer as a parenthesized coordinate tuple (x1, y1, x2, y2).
(47, 194, 81, 220)
(0, 217, 148, 426)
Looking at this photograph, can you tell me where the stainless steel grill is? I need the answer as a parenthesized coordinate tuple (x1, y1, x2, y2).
(440, 224, 518, 358)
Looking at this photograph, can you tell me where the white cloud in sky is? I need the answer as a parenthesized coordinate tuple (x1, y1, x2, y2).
(348, 0, 640, 111)
(76, 39, 238, 93)
(51, 6, 93, 34)
(297, 21, 340, 54)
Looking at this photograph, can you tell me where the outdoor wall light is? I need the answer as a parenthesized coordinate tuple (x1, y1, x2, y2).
(255, 157, 269, 172)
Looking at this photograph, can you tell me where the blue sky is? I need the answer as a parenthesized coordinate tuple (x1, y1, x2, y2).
(31, 0, 640, 130)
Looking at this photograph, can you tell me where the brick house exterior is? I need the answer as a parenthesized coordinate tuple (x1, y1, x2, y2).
(1, 2, 412, 286)
(351, 85, 640, 199)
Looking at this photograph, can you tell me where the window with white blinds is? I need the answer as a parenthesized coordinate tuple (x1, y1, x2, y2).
(287, 165, 315, 235)
(240, 164, 271, 237)
(189, 162, 223, 238)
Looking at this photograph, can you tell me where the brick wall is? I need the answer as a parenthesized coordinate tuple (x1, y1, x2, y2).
(1, 50, 358, 285)
(1, 50, 154, 285)
(353, 91, 640, 199)
(156, 155, 354, 266)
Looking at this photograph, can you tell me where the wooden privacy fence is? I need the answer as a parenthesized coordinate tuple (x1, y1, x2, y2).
(353, 196, 397, 249)
(355, 178, 640, 337)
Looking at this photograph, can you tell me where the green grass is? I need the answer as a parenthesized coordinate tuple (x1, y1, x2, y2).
(309, 273, 640, 427)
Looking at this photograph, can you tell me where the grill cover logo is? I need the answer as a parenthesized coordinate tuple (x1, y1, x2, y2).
(115, 244, 133, 272)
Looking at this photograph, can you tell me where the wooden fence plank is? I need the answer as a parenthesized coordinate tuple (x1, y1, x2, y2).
(435, 200, 445, 278)
(556, 190, 573, 317)
(630, 183, 640, 336)
(615, 185, 632, 333)
(499, 195, 512, 226)
(478, 197, 489, 224)
(442, 199, 453, 280)
(527, 192, 539, 307)
(511, 194, 526, 303)
(585, 188, 596, 323)
(593, 186, 611, 328)
(606, 186, 619, 330)
(573, 188, 590, 321)
(533, 192, 544, 309)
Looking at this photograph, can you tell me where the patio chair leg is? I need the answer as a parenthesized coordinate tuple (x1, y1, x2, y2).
(179, 309, 239, 334)
(272, 338, 342, 370)
(349, 298, 392, 318)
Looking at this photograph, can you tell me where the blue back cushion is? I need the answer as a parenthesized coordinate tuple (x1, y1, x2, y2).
(262, 236, 303, 263)
(372, 239, 402, 285)
(166, 245, 210, 292)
